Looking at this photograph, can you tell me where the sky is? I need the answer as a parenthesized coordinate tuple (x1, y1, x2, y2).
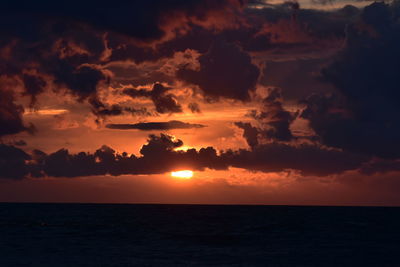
(1, 0, 400, 205)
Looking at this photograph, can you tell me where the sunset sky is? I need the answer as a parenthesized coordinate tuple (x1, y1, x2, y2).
(1, 0, 400, 205)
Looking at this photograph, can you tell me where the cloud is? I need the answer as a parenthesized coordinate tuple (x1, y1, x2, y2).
(359, 159, 400, 176)
(221, 142, 368, 176)
(22, 74, 47, 108)
(259, 58, 336, 101)
(0, 134, 369, 179)
(0, 18, 110, 103)
(0, 0, 360, 129)
(245, 2, 360, 40)
(253, 88, 296, 141)
(89, 97, 151, 121)
(0, 0, 393, 183)
(177, 40, 260, 101)
(235, 122, 260, 148)
(106, 120, 205, 131)
(0, 144, 31, 179)
(124, 83, 182, 114)
(235, 88, 296, 147)
(1, 0, 244, 42)
(52, 65, 110, 101)
(0, 88, 35, 137)
(301, 2, 400, 159)
(32, 134, 222, 177)
(0, 0, 245, 129)
(188, 102, 201, 113)
(9, 140, 27, 146)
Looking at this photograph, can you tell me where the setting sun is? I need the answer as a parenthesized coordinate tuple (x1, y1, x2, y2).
(171, 170, 193, 179)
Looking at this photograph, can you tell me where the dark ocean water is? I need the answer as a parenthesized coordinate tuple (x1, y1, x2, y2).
(1, 203, 400, 266)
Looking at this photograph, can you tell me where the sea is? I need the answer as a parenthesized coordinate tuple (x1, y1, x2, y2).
(0, 203, 399, 266)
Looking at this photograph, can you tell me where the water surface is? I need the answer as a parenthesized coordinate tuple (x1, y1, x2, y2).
(1, 203, 399, 266)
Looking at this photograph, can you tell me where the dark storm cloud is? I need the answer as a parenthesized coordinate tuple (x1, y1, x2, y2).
(15, 140, 27, 146)
(0, 0, 243, 131)
(301, 1, 400, 159)
(9, 140, 27, 147)
(105, 62, 174, 87)
(52, 65, 109, 101)
(177, 40, 260, 101)
(260, 58, 336, 101)
(222, 142, 368, 176)
(0, 134, 369, 179)
(188, 103, 201, 113)
(0, 0, 245, 79)
(0, 144, 31, 179)
(244, 2, 360, 40)
(359, 159, 400, 176)
(0, 89, 35, 137)
(0, 0, 360, 123)
(22, 74, 47, 108)
(124, 83, 182, 114)
(95, 1, 361, 121)
(235, 88, 296, 147)
(252, 88, 296, 141)
(0, 18, 109, 103)
(106, 120, 205, 131)
(25, 134, 226, 177)
(1, 0, 394, 181)
(89, 97, 151, 121)
(235, 122, 260, 148)
(115, 0, 358, 64)
(1, 0, 244, 42)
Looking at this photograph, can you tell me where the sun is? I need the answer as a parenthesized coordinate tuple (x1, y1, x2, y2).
(171, 170, 193, 179)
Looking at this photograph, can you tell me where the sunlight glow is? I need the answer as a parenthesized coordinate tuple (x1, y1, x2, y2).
(174, 146, 192, 152)
(171, 170, 193, 179)
(24, 109, 68, 116)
